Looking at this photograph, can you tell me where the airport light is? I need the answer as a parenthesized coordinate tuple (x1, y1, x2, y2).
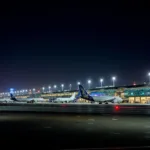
(100, 78, 103, 88)
(26, 89, 28, 92)
(48, 86, 51, 92)
(77, 82, 81, 89)
(54, 85, 57, 88)
(33, 88, 35, 92)
(112, 77, 116, 87)
(148, 73, 150, 85)
(54, 85, 57, 91)
(42, 87, 45, 92)
(61, 84, 64, 91)
(69, 84, 72, 91)
(88, 80, 91, 89)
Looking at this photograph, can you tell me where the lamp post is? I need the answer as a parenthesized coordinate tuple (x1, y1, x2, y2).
(100, 79, 103, 88)
(148, 73, 150, 85)
(69, 84, 72, 91)
(61, 84, 64, 91)
(112, 77, 116, 87)
(88, 80, 91, 89)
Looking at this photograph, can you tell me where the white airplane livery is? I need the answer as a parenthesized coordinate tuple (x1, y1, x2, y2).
(54, 93, 76, 103)
(79, 85, 123, 104)
(0, 98, 12, 103)
(10, 94, 35, 103)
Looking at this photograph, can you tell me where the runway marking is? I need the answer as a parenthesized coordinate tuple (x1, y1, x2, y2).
(112, 118, 118, 121)
(88, 119, 95, 121)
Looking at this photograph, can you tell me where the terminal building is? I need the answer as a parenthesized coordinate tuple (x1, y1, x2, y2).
(39, 84, 150, 104)
(3, 84, 150, 104)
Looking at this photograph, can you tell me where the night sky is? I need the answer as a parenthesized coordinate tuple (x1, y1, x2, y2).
(0, 2, 150, 91)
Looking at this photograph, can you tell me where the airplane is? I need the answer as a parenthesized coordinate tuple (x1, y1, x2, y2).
(33, 98, 44, 102)
(78, 85, 123, 104)
(0, 98, 13, 103)
(54, 92, 77, 103)
(10, 93, 35, 103)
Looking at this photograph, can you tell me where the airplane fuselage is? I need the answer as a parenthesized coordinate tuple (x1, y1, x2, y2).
(92, 96, 122, 103)
(54, 97, 73, 103)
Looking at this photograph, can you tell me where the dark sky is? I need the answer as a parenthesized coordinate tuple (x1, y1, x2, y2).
(0, 2, 150, 91)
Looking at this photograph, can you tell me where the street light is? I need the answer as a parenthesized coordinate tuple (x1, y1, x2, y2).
(112, 77, 116, 87)
(48, 86, 51, 92)
(100, 78, 103, 88)
(61, 84, 64, 91)
(77, 82, 81, 89)
(42, 87, 45, 92)
(88, 80, 91, 89)
(69, 84, 72, 91)
(148, 73, 150, 85)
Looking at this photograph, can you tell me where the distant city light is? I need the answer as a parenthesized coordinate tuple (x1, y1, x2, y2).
(54, 85, 57, 88)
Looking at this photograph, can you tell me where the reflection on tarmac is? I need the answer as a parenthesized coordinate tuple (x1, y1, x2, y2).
(0, 113, 150, 148)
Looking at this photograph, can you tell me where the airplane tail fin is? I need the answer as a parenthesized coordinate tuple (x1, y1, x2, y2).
(10, 93, 17, 101)
(70, 93, 76, 99)
(78, 85, 94, 101)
